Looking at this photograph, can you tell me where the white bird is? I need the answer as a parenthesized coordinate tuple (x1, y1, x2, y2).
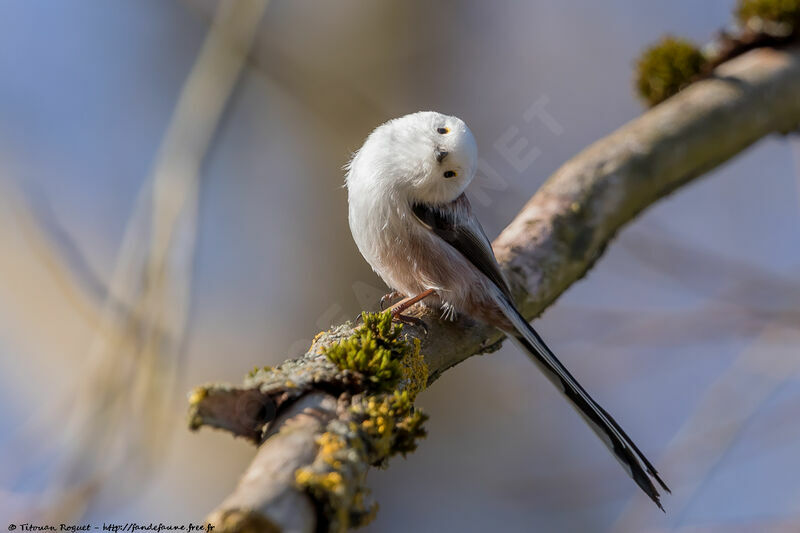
(345, 111, 669, 509)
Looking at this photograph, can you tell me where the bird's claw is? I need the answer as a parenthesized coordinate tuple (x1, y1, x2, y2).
(380, 291, 402, 311)
(391, 312, 428, 335)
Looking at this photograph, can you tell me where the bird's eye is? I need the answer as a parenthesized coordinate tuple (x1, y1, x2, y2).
(437, 127, 450, 134)
(443, 170, 457, 178)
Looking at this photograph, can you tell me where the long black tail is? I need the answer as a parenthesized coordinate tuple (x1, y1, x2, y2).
(494, 289, 670, 510)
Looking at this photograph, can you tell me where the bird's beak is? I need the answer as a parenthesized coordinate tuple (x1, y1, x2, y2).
(435, 149, 449, 163)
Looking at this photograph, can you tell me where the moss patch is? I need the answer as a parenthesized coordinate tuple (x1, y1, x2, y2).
(635, 36, 706, 107)
(322, 311, 423, 392)
(736, 0, 800, 30)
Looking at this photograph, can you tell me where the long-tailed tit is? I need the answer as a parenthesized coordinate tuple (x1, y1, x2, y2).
(345, 111, 669, 509)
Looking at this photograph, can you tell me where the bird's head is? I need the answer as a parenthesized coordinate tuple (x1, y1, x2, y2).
(346, 111, 478, 205)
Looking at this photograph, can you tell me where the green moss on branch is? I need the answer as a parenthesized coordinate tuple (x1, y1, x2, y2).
(634, 0, 800, 107)
(635, 36, 706, 107)
(322, 311, 426, 393)
(736, 0, 800, 30)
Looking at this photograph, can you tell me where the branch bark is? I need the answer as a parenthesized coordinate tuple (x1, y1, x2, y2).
(192, 46, 800, 532)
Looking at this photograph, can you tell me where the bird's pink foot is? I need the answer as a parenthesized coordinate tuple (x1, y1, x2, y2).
(388, 288, 436, 334)
(380, 291, 402, 311)
(391, 313, 428, 334)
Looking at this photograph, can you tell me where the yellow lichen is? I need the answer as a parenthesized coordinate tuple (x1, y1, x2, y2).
(295, 469, 345, 495)
(312, 330, 326, 344)
(207, 508, 281, 533)
(350, 390, 428, 460)
(318, 432, 345, 459)
(245, 365, 273, 379)
(293, 387, 427, 531)
(294, 468, 314, 486)
(401, 337, 429, 399)
(187, 386, 207, 406)
(295, 463, 374, 532)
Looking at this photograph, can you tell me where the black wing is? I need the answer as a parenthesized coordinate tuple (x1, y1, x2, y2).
(411, 194, 513, 301)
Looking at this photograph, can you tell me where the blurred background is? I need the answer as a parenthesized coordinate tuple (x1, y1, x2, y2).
(0, 1, 799, 531)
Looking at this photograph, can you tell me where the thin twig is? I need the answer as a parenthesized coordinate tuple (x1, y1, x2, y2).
(3, 0, 270, 521)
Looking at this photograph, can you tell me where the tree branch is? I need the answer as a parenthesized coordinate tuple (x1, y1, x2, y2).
(191, 46, 800, 532)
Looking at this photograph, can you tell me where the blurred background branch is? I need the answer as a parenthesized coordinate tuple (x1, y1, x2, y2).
(1, 0, 268, 521)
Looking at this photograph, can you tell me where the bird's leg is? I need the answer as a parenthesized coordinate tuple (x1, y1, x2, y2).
(355, 289, 435, 330)
(380, 290, 402, 311)
(388, 288, 436, 332)
(389, 288, 436, 316)
(392, 314, 427, 333)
